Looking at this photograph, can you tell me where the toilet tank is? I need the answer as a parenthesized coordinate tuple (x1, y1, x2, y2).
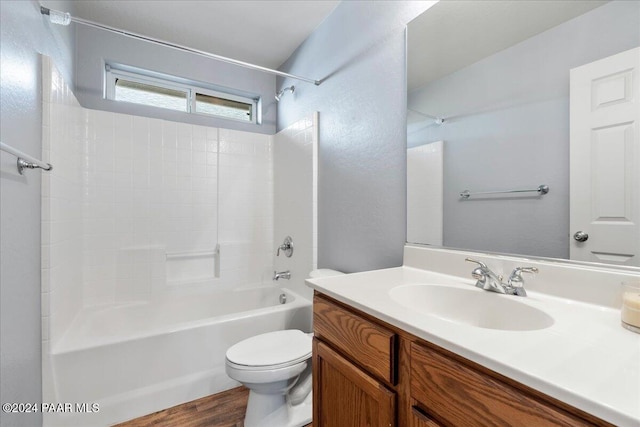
(309, 269, 344, 279)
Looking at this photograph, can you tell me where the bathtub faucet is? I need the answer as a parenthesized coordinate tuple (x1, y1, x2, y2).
(273, 270, 291, 281)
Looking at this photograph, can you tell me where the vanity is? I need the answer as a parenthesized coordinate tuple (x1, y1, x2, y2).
(308, 2, 640, 425)
(306, 245, 640, 427)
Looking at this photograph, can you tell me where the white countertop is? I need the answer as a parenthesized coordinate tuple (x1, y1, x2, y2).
(306, 265, 640, 426)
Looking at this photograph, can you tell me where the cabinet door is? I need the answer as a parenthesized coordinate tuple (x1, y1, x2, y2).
(410, 406, 444, 427)
(313, 339, 395, 427)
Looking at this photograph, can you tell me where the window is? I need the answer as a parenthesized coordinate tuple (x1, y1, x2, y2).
(195, 92, 252, 121)
(105, 66, 258, 123)
(114, 79, 188, 112)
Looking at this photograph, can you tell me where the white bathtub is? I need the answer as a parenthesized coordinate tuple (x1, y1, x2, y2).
(45, 285, 312, 426)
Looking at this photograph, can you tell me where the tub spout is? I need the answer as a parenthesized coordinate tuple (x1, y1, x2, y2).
(273, 270, 291, 281)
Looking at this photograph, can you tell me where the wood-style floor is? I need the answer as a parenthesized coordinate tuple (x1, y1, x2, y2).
(115, 387, 312, 427)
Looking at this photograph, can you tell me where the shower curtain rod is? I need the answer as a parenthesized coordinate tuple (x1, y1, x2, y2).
(408, 108, 444, 124)
(40, 6, 321, 86)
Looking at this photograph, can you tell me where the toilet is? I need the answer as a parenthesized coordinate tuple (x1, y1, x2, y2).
(225, 269, 344, 427)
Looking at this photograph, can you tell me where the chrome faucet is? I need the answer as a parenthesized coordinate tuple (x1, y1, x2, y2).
(466, 258, 505, 293)
(273, 270, 291, 281)
(465, 258, 537, 297)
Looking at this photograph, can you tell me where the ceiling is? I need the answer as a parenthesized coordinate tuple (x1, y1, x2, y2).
(47, 0, 340, 70)
(408, 0, 609, 91)
(46, 1, 610, 90)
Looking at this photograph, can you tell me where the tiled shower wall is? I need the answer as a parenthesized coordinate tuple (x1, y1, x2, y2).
(273, 113, 318, 300)
(42, 59, 273, 347)
(42, 57, 84, 353)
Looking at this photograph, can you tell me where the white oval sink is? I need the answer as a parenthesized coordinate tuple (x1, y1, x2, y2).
(389, 284, 554, 331)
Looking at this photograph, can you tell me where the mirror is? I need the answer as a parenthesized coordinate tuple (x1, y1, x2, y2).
(407, 0, 640, 268)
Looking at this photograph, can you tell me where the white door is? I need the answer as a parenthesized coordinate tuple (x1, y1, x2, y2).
(407, 141, 443, 246)
(570, 47, 640, 266)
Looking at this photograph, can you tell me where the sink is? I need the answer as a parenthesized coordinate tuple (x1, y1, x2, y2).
(389, 284, 554, 331)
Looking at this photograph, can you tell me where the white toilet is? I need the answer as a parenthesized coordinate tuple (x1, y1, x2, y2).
(225, 269, 344, 427)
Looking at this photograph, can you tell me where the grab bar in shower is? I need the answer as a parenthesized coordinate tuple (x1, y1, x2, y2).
(1, 141, 53, 174)
(165, 247, 220, 259)
(460, 184, 549, 199)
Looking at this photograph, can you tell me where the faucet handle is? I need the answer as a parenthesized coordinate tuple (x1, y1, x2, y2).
(466, 258, 502, 281)
(509, 266, 539, 278)
(466, 258, 488, 282)
(470, 267, 485, 281)
(507, 267, 538, 296)
(277, 236, 294, 257)
(465, 258, 488, 269)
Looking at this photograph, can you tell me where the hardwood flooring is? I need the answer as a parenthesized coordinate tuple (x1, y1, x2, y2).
(115, 387, 312, 427)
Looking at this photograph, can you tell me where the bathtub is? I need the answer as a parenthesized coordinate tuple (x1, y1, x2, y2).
(45, 285, 312, 426)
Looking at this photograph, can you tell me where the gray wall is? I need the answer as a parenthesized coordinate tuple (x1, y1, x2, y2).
(0, 1, 76, 426)
(408, 0, 640, 259)
(75, 25, 277, 135)
(276, 1, 433, 273)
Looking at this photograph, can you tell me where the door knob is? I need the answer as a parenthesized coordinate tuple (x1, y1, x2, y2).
(573, 231, 589, 242)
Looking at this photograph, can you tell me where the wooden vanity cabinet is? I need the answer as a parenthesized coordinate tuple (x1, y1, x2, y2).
(313, 294, 396, 385)
(312, 292, 612, 427)
(313, 294, 397, 427)
(410, 404, 445, 427)
(313, 339, 395, 427)
(410, 342, 599, 426)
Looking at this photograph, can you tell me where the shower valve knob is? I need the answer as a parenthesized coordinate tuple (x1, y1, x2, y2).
(277, 236, 294, 257)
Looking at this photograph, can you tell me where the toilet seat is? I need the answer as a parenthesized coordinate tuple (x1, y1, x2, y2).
(225, 329, 312, 370)
(226, 355, 309, 371)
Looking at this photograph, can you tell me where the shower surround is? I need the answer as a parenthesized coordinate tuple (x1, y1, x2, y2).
(41, 58, 317, 425)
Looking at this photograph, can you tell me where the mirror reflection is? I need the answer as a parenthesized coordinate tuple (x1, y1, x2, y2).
(407, 0, 640, 267)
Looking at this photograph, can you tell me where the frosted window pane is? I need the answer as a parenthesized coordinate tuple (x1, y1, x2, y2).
(195, 93, 252, 121)
(115, 79, 187, 112)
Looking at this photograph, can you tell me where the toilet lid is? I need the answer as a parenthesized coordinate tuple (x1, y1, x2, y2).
(226, 330, 312, 368)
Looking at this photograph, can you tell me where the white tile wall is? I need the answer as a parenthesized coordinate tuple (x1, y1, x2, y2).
(42, 56, 84, 351)
(79, 111, 226, 304)
(273, 113, 318, 299)
(218, 129, 274, 287)
(42, 59, 275, 347)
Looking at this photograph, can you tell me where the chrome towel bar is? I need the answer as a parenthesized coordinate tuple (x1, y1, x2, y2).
(1, 142, 53, 174)
(460, 184, 549, 199)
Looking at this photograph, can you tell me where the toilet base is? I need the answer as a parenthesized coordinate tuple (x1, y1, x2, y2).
(244, 389, 312, 427)
(288, 390, 313, 427)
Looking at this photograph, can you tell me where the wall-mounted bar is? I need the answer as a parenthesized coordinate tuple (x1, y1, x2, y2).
(40, 6, 322, 86)
(1, 141, 53, 175)
(165, 248, 219, 260)
(460, 184, 549, 199)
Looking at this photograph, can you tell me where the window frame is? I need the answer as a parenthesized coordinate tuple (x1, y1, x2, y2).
(105, 66, 259, 124)
(191, 87, 256, 123)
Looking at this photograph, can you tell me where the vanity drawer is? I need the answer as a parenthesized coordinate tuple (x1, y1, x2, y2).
(410, 342, 596, 426)
(313, 294, 396, 384)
